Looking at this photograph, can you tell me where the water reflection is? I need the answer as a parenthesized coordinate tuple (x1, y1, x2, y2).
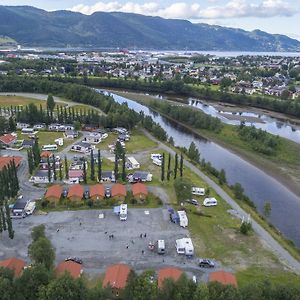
(103, 90, 300, 247)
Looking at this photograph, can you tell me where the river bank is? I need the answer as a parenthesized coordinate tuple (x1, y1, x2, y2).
(111, 90, 300, 200)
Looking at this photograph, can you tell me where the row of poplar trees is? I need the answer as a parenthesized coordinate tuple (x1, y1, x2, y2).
(160, 152, 184, 181)
(0, 160, 19, 239)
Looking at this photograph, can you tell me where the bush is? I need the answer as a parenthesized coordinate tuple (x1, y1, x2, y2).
(240, 221, 252, 235)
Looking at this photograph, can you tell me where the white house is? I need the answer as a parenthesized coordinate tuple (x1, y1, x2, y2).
(71, 141, 95, 154)
(29, 170, 53, 184)
(83, 132, 102, 144)
(64, 130, 78, 139)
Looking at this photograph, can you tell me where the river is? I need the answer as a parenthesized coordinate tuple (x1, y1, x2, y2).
(104, 90, 300, 247)
(188, 99, 300, 144)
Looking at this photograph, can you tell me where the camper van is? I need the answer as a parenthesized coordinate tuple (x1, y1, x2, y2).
(119, 204, 128, 221)
(151, 154, 162, 160)
(192, 187, 205, 196)
(42, 144, 58, 151)
(177, 210, 188, 228)
(175, 238, 194, 256)
(157, 240, 166, 254)
(203, 197, 218, 207)
(152, 157, 162, 166)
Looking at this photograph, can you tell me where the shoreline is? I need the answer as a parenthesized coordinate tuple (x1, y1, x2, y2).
(109, 89, 300, 199)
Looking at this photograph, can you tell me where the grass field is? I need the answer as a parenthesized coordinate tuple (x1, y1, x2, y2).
(0, 95, 46, 107)
(125, 130, 157, 153)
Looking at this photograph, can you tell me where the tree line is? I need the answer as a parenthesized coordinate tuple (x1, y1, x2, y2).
(148, 100, 223, 133)
(81, 76, 300, 119)
(238, 123, 280, 156)
(0, 76, 169, 141)
(0, 159, 19, 239)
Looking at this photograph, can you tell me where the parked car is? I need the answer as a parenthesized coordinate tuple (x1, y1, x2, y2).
(65, 257, 83, 264)
(84, 190, 90, 199)
(105, 187, 111, 198)
(198, 258, 215, 268)
(187, 199, 199, 206)
(62, 189, 68, 198)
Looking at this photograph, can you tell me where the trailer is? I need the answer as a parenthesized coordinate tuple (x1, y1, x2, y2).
(203, 197, 218, 207)
(177, 210, 188, 228)
(192, 187, 205, 196)
(176, 238, 194, 256)
(152, 157, 162, 166)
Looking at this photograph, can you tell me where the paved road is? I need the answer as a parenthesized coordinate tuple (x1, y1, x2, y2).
(142, 129, 300, 275)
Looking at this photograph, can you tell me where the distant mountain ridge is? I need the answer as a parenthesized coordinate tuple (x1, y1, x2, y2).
(0, 5, 299, 51)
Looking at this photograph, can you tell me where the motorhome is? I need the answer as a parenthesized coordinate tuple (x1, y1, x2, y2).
(177, 210, 188, 228)
(119, 204, 128, 221)
(175, 238, 194, 256)
(152, 157, 162, 166)
(42, 144, 58, 151)
(25, 201, 36, 215)
(192, 187, 205, 196)
(21, 128, 35, 134)
(203, 197, 218, 207)
(127, 157, 140, 169)
(151, 154, 162, 160)
(157, 240, 166, 254)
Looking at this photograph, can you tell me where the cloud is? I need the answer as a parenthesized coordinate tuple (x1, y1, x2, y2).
(70, 0, 297, 19)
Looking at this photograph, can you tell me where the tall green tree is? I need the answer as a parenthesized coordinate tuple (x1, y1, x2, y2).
(83, 158, 87, 184)
(46, 94, 55, 113)
(179, 153, 184, 177)
(188, 142, 200, 163)
(32, 139, 41, 167)
(167, 153, 171, 181)
(218, 169, 227, 185)
(263, 202, 272, 218)
(52, 158, 57, 181)
(28, 237, 55, 270)
(114, 155, 119, 181)
(90, 150, 95, 181)
(47, 156, 51, 183)
(5, 200, 14, 239)
(8, 116, 16, 132)
(97, 150, 102, 182)
(174, 153, 178, 179)
(122, 152, 126, 181)
(27, 150, 34, 175)
(64, 156, 69, 180)
(161, 153, 165, 182)
(59, 163, 63, 181)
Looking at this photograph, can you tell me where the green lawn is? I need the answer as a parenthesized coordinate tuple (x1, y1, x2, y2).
(0, 95, 46, 107)
(21, 130, 81, 152)
(236, 267, 300, 287)
(125, 130, 157, 153)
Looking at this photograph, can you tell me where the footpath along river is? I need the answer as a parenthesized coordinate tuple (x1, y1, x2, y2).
(104, 90, 300, 248)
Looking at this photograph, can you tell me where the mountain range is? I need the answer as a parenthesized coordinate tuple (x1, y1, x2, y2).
(0, 5, 300, 52)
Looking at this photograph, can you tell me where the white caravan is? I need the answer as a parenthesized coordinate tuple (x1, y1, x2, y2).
(203, 197, 218, 207)
(176, 238, 194, 256)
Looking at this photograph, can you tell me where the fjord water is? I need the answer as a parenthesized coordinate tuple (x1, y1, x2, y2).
(108, 91, 300, 247)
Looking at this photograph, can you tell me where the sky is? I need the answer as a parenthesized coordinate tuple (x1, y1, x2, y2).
(1, 0, 300, 40)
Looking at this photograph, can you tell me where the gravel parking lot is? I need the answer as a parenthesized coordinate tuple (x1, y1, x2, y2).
(0, 208, 207, 278)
